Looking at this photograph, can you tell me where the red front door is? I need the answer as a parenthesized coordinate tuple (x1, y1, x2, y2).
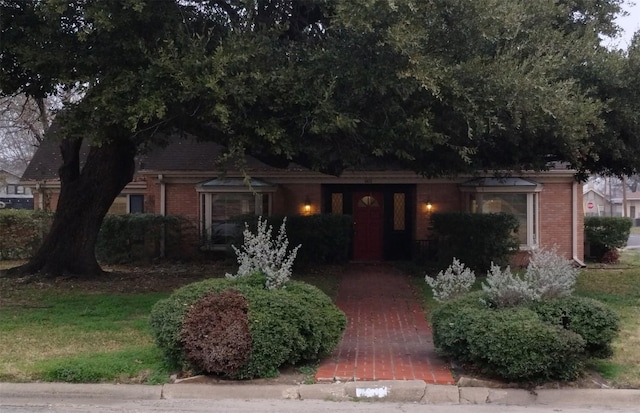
(353, 192, 384, 261)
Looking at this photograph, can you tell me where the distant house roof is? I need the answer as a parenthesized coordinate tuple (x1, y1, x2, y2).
(0, 169, 21, 180)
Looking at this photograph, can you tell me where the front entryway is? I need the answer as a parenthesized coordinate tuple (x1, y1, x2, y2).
(352, 192, 384, 261)
(322, 184, 415, 261)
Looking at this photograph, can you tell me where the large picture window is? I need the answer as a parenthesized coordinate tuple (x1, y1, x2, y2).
(461, 178, 541, 248)
(197, 178, 275, 248)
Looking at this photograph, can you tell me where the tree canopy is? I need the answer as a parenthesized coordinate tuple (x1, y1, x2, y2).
(2, 0, 638, 177)
(2, 0, 640, 276)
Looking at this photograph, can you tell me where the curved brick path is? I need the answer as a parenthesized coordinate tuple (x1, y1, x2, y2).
(315, 264, 455, 384)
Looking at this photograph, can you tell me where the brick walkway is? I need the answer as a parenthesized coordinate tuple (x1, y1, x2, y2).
(315, 264, 455, 384)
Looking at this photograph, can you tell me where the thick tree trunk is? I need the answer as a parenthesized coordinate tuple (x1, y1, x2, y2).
(11, 135, 136, 277)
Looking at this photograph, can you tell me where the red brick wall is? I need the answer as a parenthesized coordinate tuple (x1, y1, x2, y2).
(137, 175, 584, 264)
(539, 182, 582, 261)
(415, 183, 462, 239)
(276, 183, 322, 216)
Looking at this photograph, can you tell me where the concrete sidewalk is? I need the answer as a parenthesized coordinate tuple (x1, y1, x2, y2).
(2, 381, 640, 407)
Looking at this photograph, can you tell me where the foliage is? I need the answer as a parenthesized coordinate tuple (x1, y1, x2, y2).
(2, 0, 637, 275)
(430, 212, 519, 272)
(0, 211, 193, 264)
(531, 296, 620, 359)
(149, 274, 346, 379)
(425, 258, 476, 302)
(226, 217, 301, 290)
(431, 292, 586, 382)
(232, 214, 353, 267)
(524, 246, 579, 299)
(466, 307, 586, 382)
(0, 209, 52, 260)
(430, 248, 619, 382)
(585, 216, 633, 261)
(96, 214, 191, 264)
(482, 247, 580, 308)
(179, 290, 252, 376)
(482, 263, 539, 308)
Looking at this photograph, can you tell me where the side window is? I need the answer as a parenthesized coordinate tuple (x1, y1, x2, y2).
(129, 195, 145, 213)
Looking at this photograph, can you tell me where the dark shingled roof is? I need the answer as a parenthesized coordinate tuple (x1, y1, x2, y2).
(137, 139, 287, 172)
(22, 136, 305, 181)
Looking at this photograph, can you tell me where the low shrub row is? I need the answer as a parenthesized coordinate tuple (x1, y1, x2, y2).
(0, 211, 196, 264)
(429, 212, 519, 272)
(230, 214, 353, 267)
(0, 209, 52, 259)
(431, 292, 619, 382)
(149, 273, 346, 379)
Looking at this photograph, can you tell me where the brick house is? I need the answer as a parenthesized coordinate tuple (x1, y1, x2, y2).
(21, 138, 585, 264)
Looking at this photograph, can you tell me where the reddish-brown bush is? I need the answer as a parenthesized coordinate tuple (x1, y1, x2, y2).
(179, 289, 252, 375)
(601, 249, 620, 264)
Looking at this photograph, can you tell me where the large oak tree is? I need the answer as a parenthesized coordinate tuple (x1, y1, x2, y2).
(1, 0, 639, 276)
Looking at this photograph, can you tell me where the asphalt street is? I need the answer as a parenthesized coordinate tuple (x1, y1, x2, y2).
(1, 398, 639, 413)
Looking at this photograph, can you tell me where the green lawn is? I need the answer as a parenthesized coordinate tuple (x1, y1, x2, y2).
(0, 263, 343, 384)
(0, 287, 171, 383)
(575, 251, 640, 387)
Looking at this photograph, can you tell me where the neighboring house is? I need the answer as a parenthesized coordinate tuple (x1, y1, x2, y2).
(611, 191, 640, 225)
(0, 168, 33, 210)
(583, 187, 616, 217)
(21, 138, 585, 265)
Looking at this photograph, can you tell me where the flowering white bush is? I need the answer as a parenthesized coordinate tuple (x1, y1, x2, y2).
(524, 246, 579, 300)
(425, 258, 476, 302)
(482, 263, 539, 307)
(226, 217, 301, 290)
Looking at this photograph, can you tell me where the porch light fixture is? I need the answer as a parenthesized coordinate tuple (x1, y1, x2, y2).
(426, 201, 433, 213)
(304, 196, 312, 214)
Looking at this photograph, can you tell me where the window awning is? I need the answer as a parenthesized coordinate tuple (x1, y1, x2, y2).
(459, 177, 543, 193)
(195, 177, 277, 193)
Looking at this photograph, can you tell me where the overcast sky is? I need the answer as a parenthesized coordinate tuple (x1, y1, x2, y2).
(611, 1, 640, 49)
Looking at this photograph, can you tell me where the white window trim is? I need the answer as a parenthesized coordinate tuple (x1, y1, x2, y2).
(199, 192, 273, 246)
(461, 180, 542, 249)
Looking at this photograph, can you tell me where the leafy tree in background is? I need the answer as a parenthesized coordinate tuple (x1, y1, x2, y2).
(0, 0, 638, 276)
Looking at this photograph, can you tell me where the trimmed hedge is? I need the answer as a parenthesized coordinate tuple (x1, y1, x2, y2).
(584, 216, 632, 261)
(430, 291, 618, 382)
(230, 214, 353, 267)
(96, 214, 194, 264)
(0, 211, 195, 263)
(0, 210, 52, 259)
(430, 212, 519, 272)
(531, 296, 620, 358)
(149, 273, 346, 379)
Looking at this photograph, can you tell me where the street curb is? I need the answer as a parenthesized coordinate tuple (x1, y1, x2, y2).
(0, 383, 162, 400)
(162, 383, 299, 400)
(3, 381, 640, 407)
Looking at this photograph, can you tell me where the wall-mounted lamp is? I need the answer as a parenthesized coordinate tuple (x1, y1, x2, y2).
(304, 196, 312, 215)
(425, 201, 433, 214)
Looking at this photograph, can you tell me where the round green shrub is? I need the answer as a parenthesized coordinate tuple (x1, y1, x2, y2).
(149, 273, 346, 379)
(466, 307, 585, 382)
(431, 292, 587, 382)
(431, 291, 487, 363)
(531, 296, 620, 358)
